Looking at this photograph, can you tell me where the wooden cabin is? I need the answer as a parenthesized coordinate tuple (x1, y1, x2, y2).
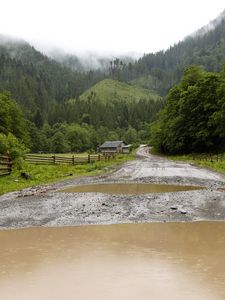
(99, 141, 131, 154)
(122, 144, 131, 153)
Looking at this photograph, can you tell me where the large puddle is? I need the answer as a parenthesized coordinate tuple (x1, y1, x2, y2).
(61, 183, 204, 194)
(0, 222, 225, 300)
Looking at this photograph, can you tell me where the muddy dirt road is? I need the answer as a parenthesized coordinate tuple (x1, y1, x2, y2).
(0, 146, 225, 228)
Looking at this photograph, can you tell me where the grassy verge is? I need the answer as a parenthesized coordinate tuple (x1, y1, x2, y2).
(167, 153, 225, 175)
(0, 153, 135, 195)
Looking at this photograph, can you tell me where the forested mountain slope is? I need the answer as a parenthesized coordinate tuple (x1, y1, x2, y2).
(79, 79, 160, 103)
(125, 11, 225, 95)
(0, 36, 103, 115)
(48, 79, 164, 129)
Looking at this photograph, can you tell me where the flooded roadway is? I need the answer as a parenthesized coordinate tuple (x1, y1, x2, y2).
(61, 183, 204, 194)
(0, 222, 225, 300)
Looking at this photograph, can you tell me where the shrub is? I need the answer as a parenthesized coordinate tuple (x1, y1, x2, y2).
(0, 133, 29, 168)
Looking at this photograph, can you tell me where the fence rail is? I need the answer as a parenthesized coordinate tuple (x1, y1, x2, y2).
(25, 153, 116, 165)
(192, 153, 225, 162)
(0, 155, 12, 176)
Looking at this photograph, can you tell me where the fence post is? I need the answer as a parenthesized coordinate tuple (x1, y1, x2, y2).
(72, 155, 75, 165)
(8, 155, 12, 173)
(53, 155, 56, 164)
(98, 154, 100, 161)
(88, 154, 90, 163)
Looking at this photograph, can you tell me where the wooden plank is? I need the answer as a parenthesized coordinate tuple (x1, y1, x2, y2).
(26, 154, 78, 160)
(0, 154, 12, 176)
(25, 155, 53, 159)
(54, 160, 72, 163)
(0, 167, 11, 171)
(25, 157, 53, 162)
(52, 155, 73, 159)
(54, 157, 73, 162)
(26, 154, 52, 158)
(28, 162, 55, 165)
(25, 158, 53, 162)
(0, 162, 13, 166)
(0, 155, 10, 159)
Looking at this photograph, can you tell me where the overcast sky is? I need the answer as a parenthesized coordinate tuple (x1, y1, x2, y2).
(0, 0, 225, 55)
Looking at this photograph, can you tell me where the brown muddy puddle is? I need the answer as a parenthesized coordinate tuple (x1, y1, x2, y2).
(0, 222, 225, 300)
(61, 183, 204, 194)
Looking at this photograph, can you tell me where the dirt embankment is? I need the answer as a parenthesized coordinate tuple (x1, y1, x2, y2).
(0, 146, 225, 229)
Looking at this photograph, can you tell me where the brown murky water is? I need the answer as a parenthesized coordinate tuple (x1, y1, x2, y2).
(0, 222, 224, 300)
(61, 183, 204, 194)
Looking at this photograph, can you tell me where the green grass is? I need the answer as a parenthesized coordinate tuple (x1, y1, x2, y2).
(130, 75, 156, 90)
(167, 153, 225, 175)
(0, 153, 135, 195)
(79, 79, 161, 103)
(149, 147, 225, 175)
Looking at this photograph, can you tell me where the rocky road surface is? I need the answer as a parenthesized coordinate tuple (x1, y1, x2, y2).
(0, 146, 225, 228)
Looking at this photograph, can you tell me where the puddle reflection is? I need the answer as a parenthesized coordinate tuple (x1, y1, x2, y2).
(0, 222, 224, 300)
(61, 183, 204, 194)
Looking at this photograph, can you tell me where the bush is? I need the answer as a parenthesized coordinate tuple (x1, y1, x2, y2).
(0, 133, 29, 168)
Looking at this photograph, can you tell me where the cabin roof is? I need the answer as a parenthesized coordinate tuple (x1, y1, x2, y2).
(100, 141, 124, 148)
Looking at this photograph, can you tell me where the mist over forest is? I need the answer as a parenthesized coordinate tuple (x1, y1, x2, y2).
(1, 9, 225, 155)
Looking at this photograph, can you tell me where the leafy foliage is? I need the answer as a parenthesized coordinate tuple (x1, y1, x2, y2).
(150, 66, 225, 154)
(0, 92, 29, 144)
(0, 133, 28, 160)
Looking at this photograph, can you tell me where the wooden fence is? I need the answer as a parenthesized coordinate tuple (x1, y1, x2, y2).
(192, 153, 225, 162)
(25, 153, 116, 165)
(0, 155, 12, 176)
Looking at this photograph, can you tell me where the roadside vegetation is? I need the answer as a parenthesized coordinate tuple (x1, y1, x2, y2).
(0, 153, 135, 195)
(168, 153, 225, 176)
(150, 65, 225, 155)
(150, 146, 225, 176)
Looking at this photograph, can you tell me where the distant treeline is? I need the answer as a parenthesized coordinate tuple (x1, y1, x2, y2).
(0, 91, 156, 155)
(47, 95, 164, 130)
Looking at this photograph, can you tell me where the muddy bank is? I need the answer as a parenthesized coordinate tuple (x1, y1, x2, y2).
(0, 146, 225, 228)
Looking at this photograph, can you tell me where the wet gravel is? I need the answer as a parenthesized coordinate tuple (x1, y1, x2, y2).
(0, 146, 225, 229)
